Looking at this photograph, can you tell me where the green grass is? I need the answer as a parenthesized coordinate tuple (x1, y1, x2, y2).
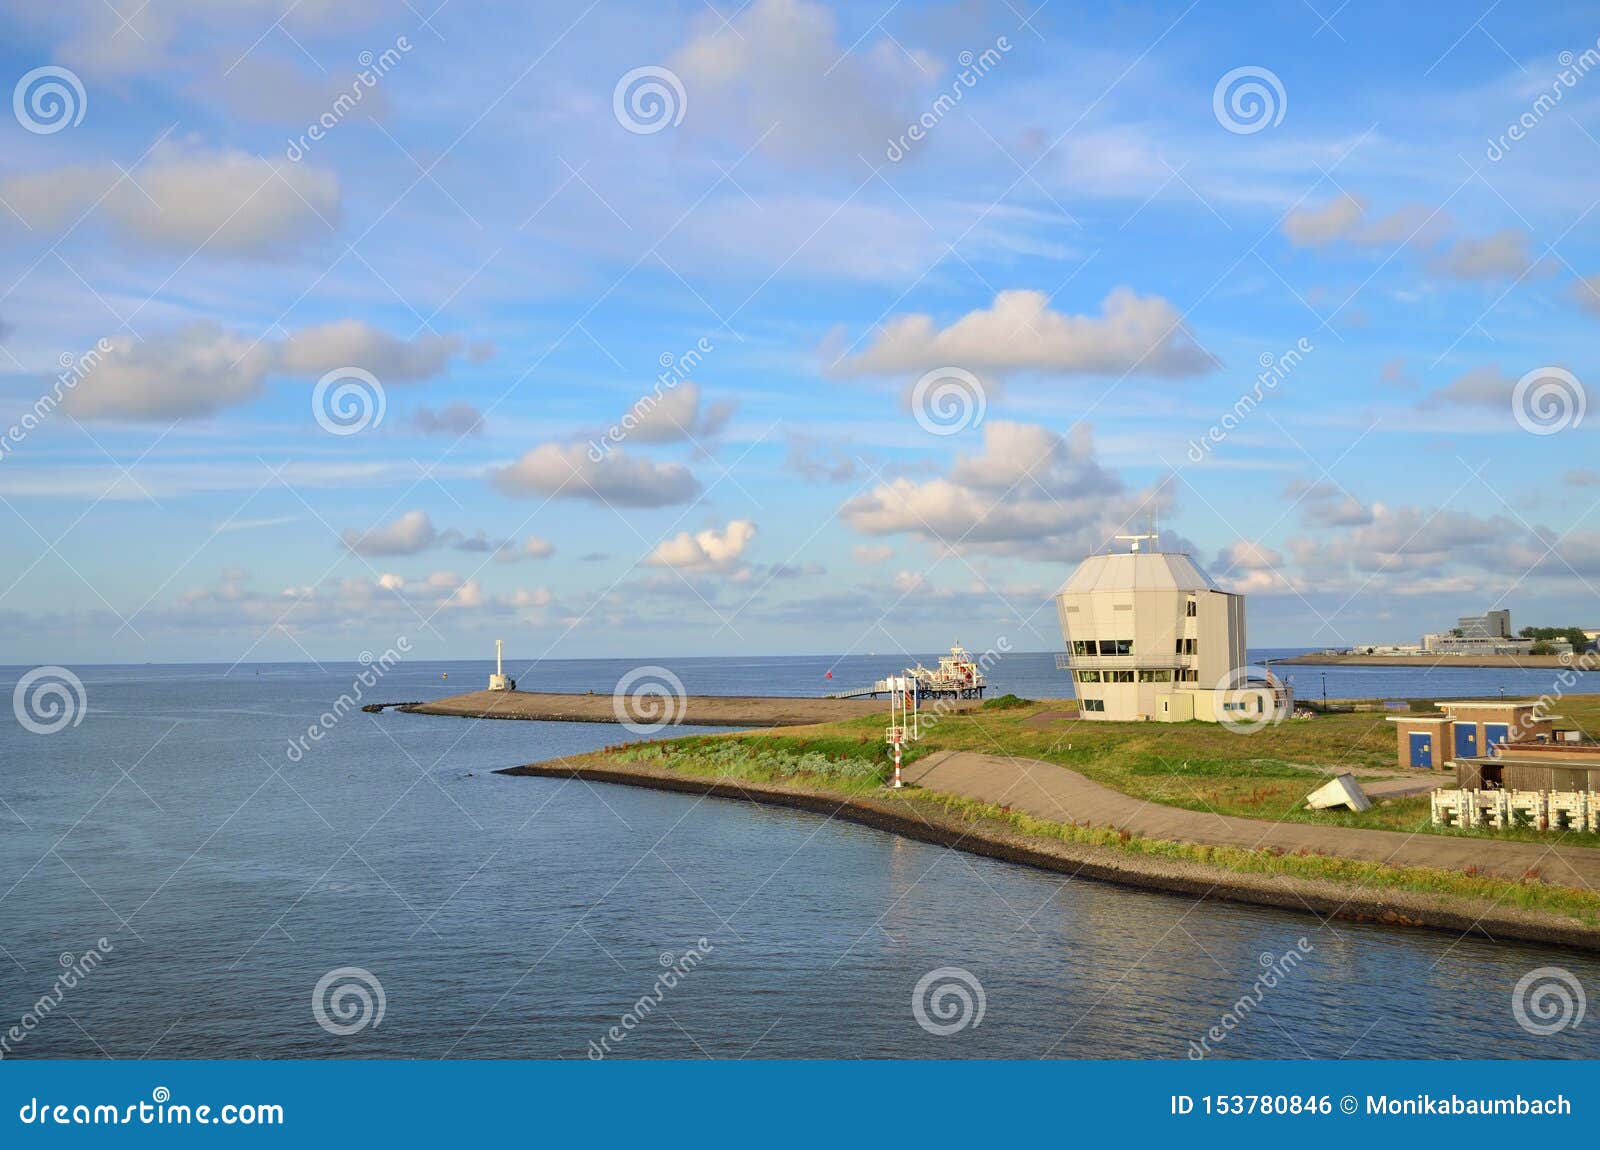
(710, 694, 1600, 847)
(580, 727, 1600, 925)
(896, 789, 1600, 924)
(612, 734, 892, 785)
(980, 693, 1032, 711)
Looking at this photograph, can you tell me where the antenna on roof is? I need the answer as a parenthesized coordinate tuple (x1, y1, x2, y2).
(1115, 510, 1160, 553)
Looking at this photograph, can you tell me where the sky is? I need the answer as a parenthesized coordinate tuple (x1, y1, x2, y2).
(1, 0, 1598, 665)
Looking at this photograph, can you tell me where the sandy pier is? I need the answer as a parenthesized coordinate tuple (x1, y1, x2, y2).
(401, 689, 942, 728)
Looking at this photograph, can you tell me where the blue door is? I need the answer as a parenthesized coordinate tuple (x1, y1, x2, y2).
(1454, 723, 1478, 760)
(1484, 723, 1509, 751)
(1409, 733, 1433, 769)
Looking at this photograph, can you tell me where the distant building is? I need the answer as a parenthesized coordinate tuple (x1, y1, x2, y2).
(1458, 609, 1512, 639)
(1424, 634, 1537, 655)
(1420, 609, 1553, 655)
(1055, 534, 1291, 723)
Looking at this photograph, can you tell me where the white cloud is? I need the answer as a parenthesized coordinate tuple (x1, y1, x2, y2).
(612, 381, 735, 445)
(63, 319, 465, 419)
(785, 431, 858, 482)
(670, 0, 932, 170)
(341, 510, 438, 557)
(1281, 193, 1439, 249)
(48, 0, 395, 79)
(208, 55, 392, 126)
(835, 288, 1217, 377)
(413, 401, 485, 437)
(279, 321, 461, 380)
(648, 520, 757, 572)
(839, 420, 1153, 556)
(489, 442, 701, 507)
(852, 544, 894, 564)
(62, 324, 278, 419)
(1213, 539, 1293, 594)
(1283, 193, 1366, 246)
(1424, 364, 1515, 407)
(1431, 229, 1548, 280)
(0, 143, 340, 253)
(1287, 479, 1374, 527)
(1569, 275, 1600, 317)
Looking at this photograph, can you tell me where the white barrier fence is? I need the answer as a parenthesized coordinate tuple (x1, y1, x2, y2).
(1430, 788, 1596, 832)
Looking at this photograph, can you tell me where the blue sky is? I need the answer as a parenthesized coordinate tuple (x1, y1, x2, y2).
(1, 0, 1598, 664)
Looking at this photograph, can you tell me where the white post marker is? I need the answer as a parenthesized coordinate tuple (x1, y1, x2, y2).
(891, 735, 903, 789)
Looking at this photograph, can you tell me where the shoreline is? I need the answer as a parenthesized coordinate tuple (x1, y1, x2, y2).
(1273, 653, 1584, 670)
(496, 757, 1600, 954)
(403, 688, 943, 728)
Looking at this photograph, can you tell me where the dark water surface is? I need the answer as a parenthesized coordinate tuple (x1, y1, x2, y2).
(2, 658, 1598, 1060)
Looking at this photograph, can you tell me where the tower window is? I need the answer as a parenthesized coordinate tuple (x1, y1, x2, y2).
(1081, 698, 1105, 712)
(1186, 598, 1197, 617)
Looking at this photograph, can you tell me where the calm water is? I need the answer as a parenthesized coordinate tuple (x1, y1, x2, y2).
(2, 657, 1599, 1060)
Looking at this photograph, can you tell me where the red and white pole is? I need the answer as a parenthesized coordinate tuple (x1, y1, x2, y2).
(891, 736, 903, 789)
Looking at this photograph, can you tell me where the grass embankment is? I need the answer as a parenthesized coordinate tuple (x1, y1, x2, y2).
(598, 734, 1600, 927)
(726, 696, 1600, 846)
(580, 692, 1600, 926)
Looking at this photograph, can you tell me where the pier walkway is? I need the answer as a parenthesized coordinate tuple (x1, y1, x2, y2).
(907, 750, 1600, 889)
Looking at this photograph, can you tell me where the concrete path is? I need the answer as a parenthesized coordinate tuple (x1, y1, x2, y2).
(905, 750, 1600, 889)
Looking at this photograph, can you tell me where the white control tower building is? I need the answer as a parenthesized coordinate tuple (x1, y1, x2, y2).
(1055, 532, 1291, 724)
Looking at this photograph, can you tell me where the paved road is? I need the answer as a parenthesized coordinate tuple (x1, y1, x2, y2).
(906, 750, 1600, 889)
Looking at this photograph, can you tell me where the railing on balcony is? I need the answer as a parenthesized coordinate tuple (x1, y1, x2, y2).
(1056, 653, 1198, 669)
